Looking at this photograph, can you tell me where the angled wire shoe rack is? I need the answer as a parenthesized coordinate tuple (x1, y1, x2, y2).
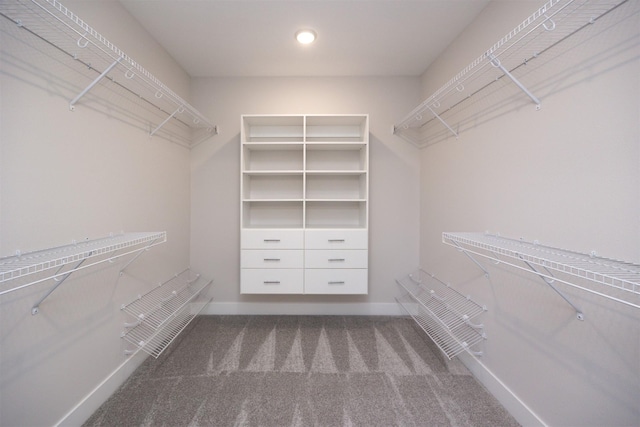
(0, 232, 166, 314)
(396, 269, 487, 359)
(0, 0, 217, 148)
(393, 0, 628, 147)
(443, 232, 640, 318)
(121, 268, 213, 358)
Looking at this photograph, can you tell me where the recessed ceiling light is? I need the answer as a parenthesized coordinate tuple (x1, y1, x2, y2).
(295, 29, 317, 44)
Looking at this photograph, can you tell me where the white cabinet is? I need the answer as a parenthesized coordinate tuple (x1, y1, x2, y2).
(240, 115, 369, 294)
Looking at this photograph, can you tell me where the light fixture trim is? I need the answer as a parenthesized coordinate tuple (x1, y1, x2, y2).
(295, 29, 317, 44)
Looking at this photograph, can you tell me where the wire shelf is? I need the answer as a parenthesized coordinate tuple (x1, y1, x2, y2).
(0, 0, 216, 147)
(0, 232, 167, 295)
(121, 268, 213, 358)
(396, 269, 486, 359)
(394, 0, 627, 147)
(443, 232, 640, 309)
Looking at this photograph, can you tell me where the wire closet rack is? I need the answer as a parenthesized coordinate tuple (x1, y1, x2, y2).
(443, 232, 640, 314)
(393, 0, 628, 148)
(396, 269, 486, 359)
(121, 268, 213, 358)
(0, 232, 167, 314)
(0, 0, 217, 148)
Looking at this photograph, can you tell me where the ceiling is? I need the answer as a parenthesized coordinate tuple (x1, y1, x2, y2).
(119, 0, 490, 78)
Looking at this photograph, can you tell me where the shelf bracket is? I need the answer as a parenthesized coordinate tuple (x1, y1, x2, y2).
(517, 255, 584, 320)
(118, 238, 160, 276)
(150, 105, 185, 137)
(32, 251, 93, 315)
(450, 240, 490, 277)
(489, 55, 541, 110)
(69, 57, 123, 111)
(426, 104, 459, 139)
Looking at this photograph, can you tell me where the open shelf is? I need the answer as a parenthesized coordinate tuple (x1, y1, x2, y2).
(394, 0, 627, 147)
(396, 269, 486, 359)
(0, 232, 167, 295)
(121, 268, 213, 358)
(443, 232, 640, 310)
(0, 0, 216, 148)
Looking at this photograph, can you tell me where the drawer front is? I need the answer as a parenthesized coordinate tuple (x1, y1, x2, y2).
(241, 269, 303, 294)
(241, 229, 304, 249)
(241, 250, 303, 269)
(304, 250, 368, 269)
(304, 269, 368, 294)
(304, 229, 368, 249)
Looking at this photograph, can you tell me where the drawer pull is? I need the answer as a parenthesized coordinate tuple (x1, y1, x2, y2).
(329, 258, 345, 262)
(328, 239, 345, 243)
(264, 281, 281, 285)
(264, 258, 281, 262)
(328, 281, 345, 285)
(264, 239, 281, 243)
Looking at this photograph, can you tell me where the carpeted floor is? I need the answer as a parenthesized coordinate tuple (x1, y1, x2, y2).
(84, 315, 519, 426)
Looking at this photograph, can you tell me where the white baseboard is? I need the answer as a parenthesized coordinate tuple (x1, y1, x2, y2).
(55, 350, 148, 427)
(202, 301, 404, 316)
(458, 352, 547, 427)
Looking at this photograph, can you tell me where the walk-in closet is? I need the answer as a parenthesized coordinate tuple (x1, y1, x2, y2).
(1, 0, 638, 426)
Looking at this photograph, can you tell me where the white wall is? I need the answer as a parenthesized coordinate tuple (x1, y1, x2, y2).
(0, 1, 192, 425)
(419, 1, 640, 426)
(190, 77, 421, 314)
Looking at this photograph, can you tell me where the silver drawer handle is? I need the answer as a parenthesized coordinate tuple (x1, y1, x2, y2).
(264, 281, 281, 285)
(329, 258, 345, 262)
(264, 239, 281, 243)
(264, 258, 281, 262)
(328, 239, 345, 243)
(328, 281, 345, 285)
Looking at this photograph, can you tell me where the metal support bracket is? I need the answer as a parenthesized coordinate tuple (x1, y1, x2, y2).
(489, 55, 541, 110)
(32, 251, 93, 315)
(518, 255, 584, 320)
(450, 240, 490, 277)
(118, 238, 160, 276)
(69, 57, 123, 111)
(150, 105, 185, 137)
(426, 104, 459, 139)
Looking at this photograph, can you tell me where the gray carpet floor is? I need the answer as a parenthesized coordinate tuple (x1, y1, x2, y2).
(84, 315, 519, 426)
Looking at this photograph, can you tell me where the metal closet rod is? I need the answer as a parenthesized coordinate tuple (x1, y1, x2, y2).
(2, 0, 216, 139)
(394, 0, 629, 141)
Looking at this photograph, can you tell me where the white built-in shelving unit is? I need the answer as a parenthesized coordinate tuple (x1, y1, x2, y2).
(443, 232, 640, 317)
(394, 0, 627, 147)
(240, 114, 369, 294)
(121, 268, 213, 358)
(0, 232, 166, 314)
(0, 0, 216, 147)
(396, 269, 487, 359)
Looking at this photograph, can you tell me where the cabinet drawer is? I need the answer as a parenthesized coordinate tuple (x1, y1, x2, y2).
(304, 269, 368, 294)
(304, 250, 368, 269)
(304, 229, 368, 249)
(241, 269, 303, 294)
(241, 250, 303, 269)
(241, 229, 303, 249)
